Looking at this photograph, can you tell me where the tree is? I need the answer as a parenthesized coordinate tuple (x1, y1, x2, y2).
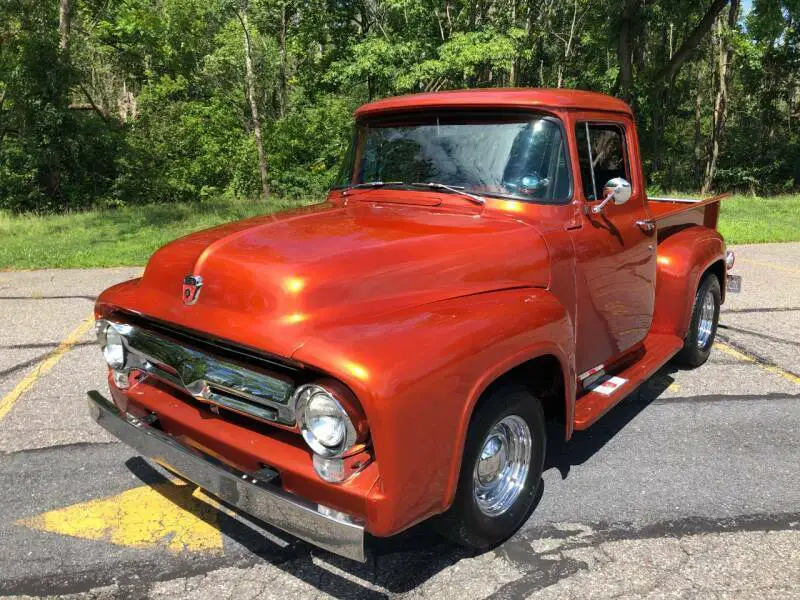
(233, 0, 270, 202)
(2, 0, 799, 211)
(703, 0, 741, 193)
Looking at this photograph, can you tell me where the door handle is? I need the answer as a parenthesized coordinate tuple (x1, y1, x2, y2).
(636, 219, 656, 232)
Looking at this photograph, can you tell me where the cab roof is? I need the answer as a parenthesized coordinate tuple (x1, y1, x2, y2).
(355, 88, 632, 119)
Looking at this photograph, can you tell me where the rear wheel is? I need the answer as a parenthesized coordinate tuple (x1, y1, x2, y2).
(673, 273, 721, 367)
(435, 384, 546, 549)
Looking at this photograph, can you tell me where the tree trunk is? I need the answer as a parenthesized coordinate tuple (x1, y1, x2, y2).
(510, 0, 517, 85)
(237, 1, 270, 202)
(0, 90, 6, 145)
(702, 0, 739, 193)
(694, 62, 704, 185)
(649, 86, 668, 176)
(616, 0, 640, 102)
(59, 0, 70, 53)
(557, 0, 579, 89)
(278, 2, 287, 118)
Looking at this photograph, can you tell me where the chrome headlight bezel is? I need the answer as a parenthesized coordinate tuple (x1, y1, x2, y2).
(294, 384, 358, 458)
(97, 320, 127, 369)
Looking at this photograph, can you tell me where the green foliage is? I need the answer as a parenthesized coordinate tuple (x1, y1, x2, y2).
(113, 76, 250, 203)
(398, 30, 517, 90)
(268, 95, 357, 197)
(0, 0, 119, 211)
(1, 0, 799, 213)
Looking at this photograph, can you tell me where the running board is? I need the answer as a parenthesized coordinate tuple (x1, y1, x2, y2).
(573, 333, 684, 430)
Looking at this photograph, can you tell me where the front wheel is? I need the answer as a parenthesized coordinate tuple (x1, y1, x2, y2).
(673, 273, 721, 367)
(435, 384, 546, 549)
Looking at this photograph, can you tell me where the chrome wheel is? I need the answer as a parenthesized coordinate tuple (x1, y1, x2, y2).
(697, 288, 716, 348)
(472, 415, 532, 517)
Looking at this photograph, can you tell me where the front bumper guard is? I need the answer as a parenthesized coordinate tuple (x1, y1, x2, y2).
(86, 390, 366, 561)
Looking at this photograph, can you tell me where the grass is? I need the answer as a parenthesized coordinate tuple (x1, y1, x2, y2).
(0, 196, 307, 269)
(717, 194, 800, 245)
(0, 193, 797, 269)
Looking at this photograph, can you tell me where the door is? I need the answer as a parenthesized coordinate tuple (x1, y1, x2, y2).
(569, 116, 656, 376)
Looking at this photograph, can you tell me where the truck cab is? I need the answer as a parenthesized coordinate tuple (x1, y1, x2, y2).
(89, 89, 734, 561)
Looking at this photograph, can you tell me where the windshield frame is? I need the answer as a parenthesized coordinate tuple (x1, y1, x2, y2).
(332, 109, 574, 206)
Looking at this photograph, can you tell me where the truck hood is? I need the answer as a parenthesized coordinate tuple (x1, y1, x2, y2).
(102, 201, 551, 358)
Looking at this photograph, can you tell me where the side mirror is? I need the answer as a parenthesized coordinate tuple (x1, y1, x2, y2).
(504, 173, 549, 197)
(591, 177, 632, 214)
(517, 173, 547, 196)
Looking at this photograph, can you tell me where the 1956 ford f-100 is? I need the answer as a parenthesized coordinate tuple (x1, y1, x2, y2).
(88, 88, 739, 561)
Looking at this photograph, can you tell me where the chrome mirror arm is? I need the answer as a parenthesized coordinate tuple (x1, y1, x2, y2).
(591, 190, 616, 214)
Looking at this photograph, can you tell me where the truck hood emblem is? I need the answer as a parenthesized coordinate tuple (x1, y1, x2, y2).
(182, 275, 203, 305)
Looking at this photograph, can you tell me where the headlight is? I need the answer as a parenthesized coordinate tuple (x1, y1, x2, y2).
(294, 384, 357, 458)
(307, 393, 346, 446)
(98, 322, 126, 369)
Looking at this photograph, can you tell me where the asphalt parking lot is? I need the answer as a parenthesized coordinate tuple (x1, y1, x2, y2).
(0, 244, 798, 600)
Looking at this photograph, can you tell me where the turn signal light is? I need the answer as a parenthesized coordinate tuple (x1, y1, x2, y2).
(112, 370, 130, 389)
(312, 449, 371, 483)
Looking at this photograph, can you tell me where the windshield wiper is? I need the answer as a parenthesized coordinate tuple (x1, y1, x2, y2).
(411, 182, 486, 206)
(346, 181, 406, 190)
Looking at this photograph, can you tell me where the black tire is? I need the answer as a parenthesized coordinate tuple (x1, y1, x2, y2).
(434, 384, 546, 549)
(673, 273, 721, 368)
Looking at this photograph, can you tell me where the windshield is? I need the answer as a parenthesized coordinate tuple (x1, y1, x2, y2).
(334, 112, 571, 203)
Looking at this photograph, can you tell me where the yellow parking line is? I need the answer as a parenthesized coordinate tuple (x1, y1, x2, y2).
(714, 342, 754, 363)
(714, 341, 800, 385)
(0, 315, 95, 421)
(18, 481, 224, 553)
(738, 258, 800, 274)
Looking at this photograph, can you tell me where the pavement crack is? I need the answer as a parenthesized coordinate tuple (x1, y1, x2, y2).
(650, 391, 800, 405)
(0, 440, 120, 457)
(596, 543, 615, 564)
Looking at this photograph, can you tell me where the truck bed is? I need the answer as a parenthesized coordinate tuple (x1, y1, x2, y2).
(648, 194, 729, 231)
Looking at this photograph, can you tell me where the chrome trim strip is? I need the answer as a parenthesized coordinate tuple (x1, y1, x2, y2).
(114, 309, 305, 371)
(648, 196, 701, 204)
(87, 390, 366, 561)
(578, 364, 604, 381)
(103, 320, 296, 425)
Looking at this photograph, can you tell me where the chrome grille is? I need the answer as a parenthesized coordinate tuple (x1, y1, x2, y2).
(105, 321, 297, 425)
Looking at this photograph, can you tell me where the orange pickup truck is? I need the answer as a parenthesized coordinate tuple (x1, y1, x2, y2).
(89, 88, 739, 561)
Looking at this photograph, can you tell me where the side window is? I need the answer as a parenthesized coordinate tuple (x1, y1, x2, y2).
(575, 123, 629, 201)
(501, 119, 571, 203)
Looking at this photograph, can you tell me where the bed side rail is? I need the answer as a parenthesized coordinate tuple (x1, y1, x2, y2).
(648, 194, 729, 230)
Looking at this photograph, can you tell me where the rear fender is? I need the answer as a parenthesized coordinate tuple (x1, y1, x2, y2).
(293, 288, 575, 536)
(652, 226, 725, 339)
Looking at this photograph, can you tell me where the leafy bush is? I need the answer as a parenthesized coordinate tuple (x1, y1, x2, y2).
(267, 95, 356, 198)
(113, 76, 248, 204)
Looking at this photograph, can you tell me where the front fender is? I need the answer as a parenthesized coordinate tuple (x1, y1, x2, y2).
(652, 226, 725, 338)
(292, 287, 574, 537)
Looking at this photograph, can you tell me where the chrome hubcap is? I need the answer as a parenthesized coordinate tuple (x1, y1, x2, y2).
(697, 289, 716, 348)
(473, 415, 532, 517)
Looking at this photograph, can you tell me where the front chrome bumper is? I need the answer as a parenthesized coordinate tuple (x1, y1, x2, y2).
(86, 390, 366, 561)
